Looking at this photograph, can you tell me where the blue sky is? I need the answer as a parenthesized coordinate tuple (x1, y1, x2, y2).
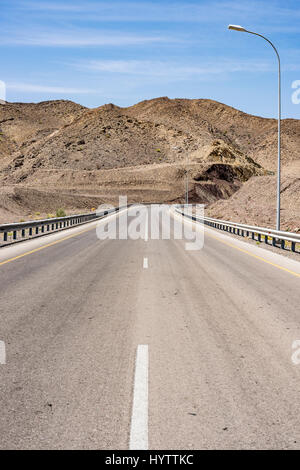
(1, 0, 300, 118)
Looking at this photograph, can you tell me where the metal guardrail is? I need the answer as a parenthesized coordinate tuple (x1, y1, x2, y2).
(176, 208, 300, 253)
(0, 207, 121, 247)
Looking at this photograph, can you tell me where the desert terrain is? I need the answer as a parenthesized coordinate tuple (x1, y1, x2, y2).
(0, 97, 299, 230)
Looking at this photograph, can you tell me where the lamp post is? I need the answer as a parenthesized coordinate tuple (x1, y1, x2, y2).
(186, 152, 189, 206)
(228, 25, 281, 231)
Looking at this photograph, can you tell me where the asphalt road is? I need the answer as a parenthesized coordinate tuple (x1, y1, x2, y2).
(0, 206, 299, 450)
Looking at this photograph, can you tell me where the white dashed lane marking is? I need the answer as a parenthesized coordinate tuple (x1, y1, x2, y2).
(143, 257, 148, 269)
(0, 341, 6, 364)
(144, 211, 148, 242)
(129, 345, 149, 450)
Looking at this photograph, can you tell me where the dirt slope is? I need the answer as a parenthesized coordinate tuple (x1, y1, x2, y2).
(207, 174, 300, 232)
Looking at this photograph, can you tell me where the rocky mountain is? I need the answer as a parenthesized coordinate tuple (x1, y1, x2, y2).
(0, 97, 299, 230)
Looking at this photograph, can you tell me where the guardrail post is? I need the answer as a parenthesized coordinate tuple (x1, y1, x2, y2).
(292, 242, 296, 252)
(35, 227, 39, 235)
(22, 229, 25, 238)
(4, 232, 7, 242)
(281, 239, 285, 250)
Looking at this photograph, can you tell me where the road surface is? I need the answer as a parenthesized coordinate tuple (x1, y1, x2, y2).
(0, 206, 299, 450)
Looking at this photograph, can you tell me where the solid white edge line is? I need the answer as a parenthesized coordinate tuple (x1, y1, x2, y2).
(129, 345, 149, 450)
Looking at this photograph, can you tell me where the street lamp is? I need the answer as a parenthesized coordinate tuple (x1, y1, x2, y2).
(228, 25, 281, 231)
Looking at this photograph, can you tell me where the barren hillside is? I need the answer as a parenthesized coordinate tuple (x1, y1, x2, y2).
(127, 98, 300, 171)
(0, 97, 299, 229)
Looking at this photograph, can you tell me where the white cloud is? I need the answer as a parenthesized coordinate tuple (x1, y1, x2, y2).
(7, 83, 95, 94)
(1, 29, 169, 47)
(15, 0, 300, 27)
(23, 1, 87, 12)
(13, 1, 227, 21)
(74, 58, 276, 78)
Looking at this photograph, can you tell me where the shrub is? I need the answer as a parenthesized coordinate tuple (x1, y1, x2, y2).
(56, 208, 66, 218)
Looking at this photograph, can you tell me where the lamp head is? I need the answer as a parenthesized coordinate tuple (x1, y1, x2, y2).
(228, 25, 247, 32)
